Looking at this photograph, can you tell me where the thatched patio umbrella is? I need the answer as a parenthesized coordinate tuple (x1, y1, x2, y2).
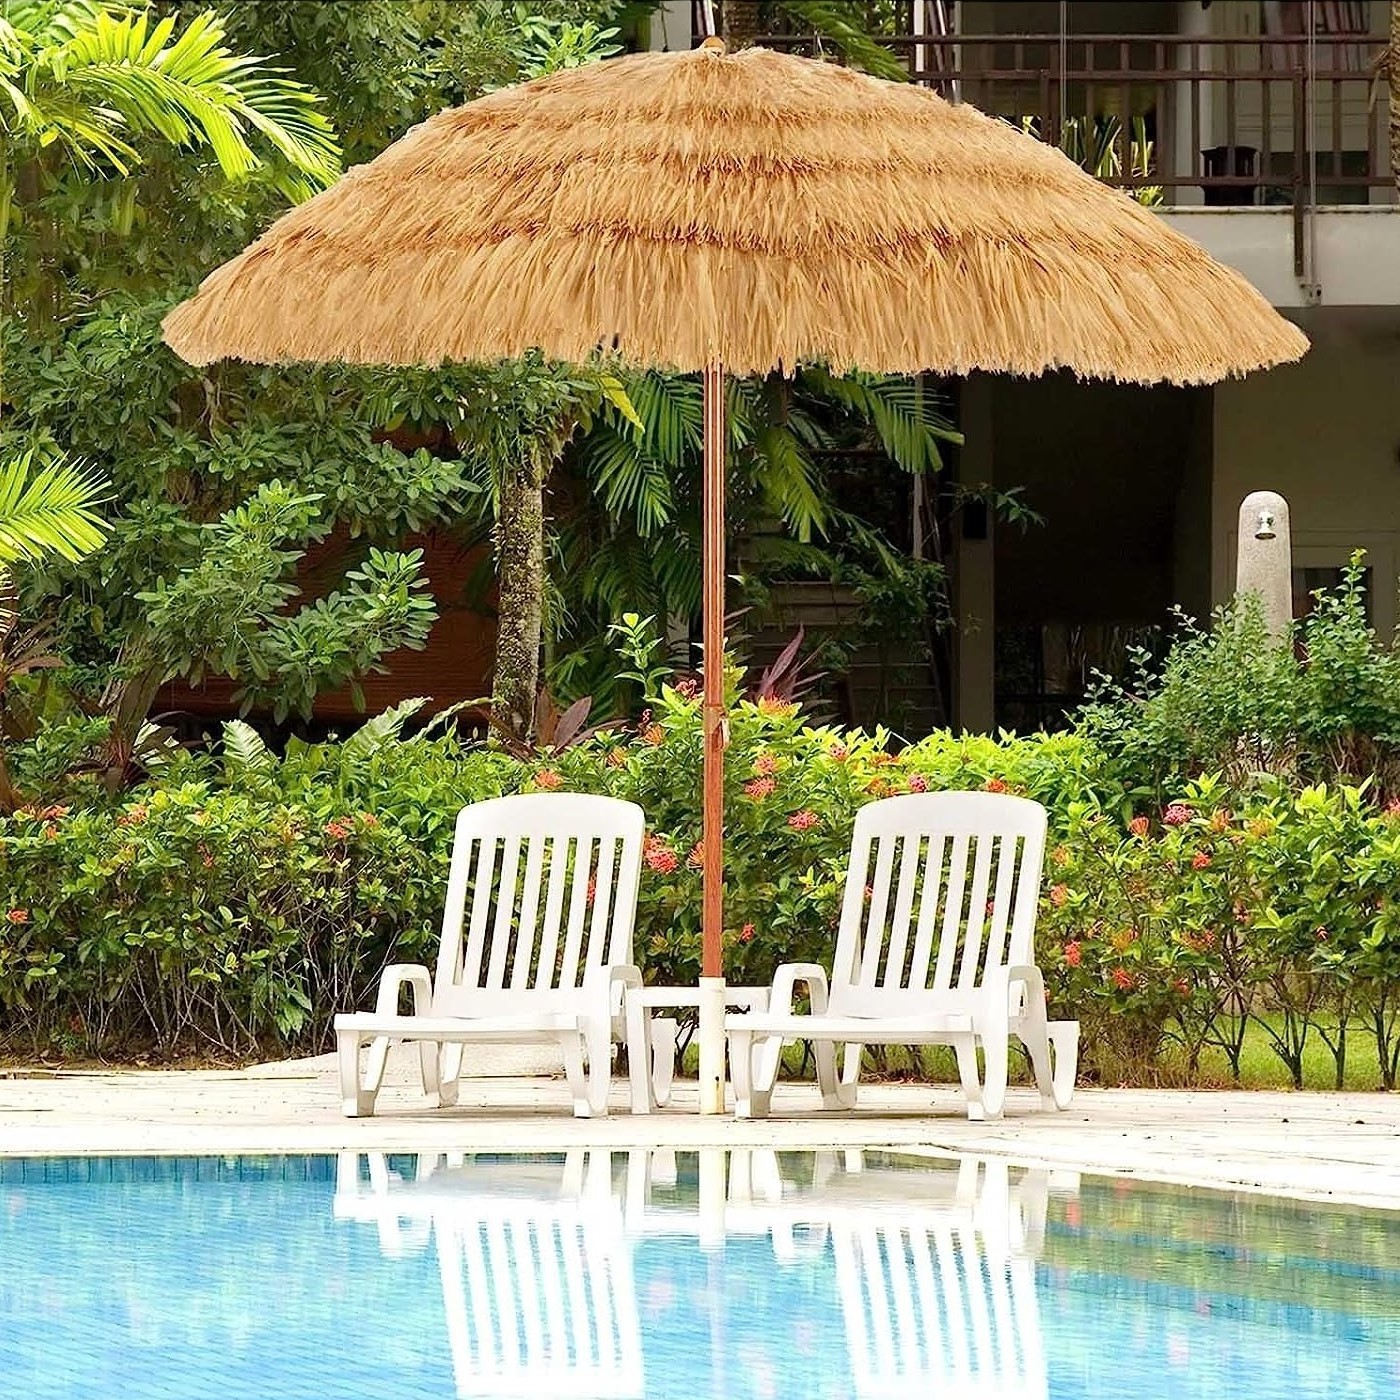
(164, 39, 1307, 1114)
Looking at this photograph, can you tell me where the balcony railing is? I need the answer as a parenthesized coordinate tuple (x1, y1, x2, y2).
(739, 30, 1391, 222)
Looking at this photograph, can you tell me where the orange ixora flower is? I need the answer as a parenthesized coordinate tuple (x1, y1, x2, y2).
(6, 909, 29, 924)
(686, 841, 705, 870)
(324, 819, 353, 841)
(533, 768, 563, 790)
(828, 743, 849, 762)
(787, 809, 819, 831)
(606, 746, 628, 768)
(1063, 940, 1082, 967)
(753, 752, 778, 777)
(1049, 883, 1070, 908)
(1191, 850, 1212, 870)
(983, 777, 1008, 794)
(118, 805, 150, 827)
(739, 922, 756, 943)
(744, 776, 776, 800)
(907, 774, 928, 793)
(643, 836, 678, 874)
(642, 724, 665, 746)
(1128, 815, 1150, 838)
(1111, 967, 1136, 991)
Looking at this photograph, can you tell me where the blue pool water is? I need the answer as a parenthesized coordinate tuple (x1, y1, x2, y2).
(0, 1150, 1396, 1399)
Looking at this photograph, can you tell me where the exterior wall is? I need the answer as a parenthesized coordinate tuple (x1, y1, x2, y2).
(1159, 207, 1400, 307)
(1211, 317, 1400, 638)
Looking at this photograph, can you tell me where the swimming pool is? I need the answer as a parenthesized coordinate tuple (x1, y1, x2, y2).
(1, 1149, 1395, 1399)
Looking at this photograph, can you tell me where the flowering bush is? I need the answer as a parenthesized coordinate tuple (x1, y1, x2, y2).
(1041, 776, 1400, 1087)
(546, 687, 1118, 992)
(3, 692, 1400, 1089)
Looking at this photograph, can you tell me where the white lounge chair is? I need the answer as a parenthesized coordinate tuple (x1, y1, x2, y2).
(726, 791, 1078, 1120)
(335, 793, 673, 1118)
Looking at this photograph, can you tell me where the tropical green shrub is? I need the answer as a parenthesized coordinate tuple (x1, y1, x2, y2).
(1080, 557, 1400, 798)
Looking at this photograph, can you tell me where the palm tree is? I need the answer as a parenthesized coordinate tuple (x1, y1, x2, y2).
(1391, 1, 1400, 199)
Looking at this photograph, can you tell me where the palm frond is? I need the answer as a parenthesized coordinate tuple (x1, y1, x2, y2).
(749, 424, 827, 541)
(576, 423, 675, 536)
(0, 449, 110, 566)
(22, 4, 340, 187)
(623, 371, 703, 464)
(775, 0, 909, 81)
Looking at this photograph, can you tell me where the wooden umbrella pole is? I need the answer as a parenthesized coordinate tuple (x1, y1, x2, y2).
(698, 359, 727, 1115)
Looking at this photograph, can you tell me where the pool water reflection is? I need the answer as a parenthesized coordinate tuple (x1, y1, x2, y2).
(0, 1149, 1396, 1399)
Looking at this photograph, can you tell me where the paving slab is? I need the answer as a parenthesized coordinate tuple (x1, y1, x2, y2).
(1, 1050, 1397, 1210)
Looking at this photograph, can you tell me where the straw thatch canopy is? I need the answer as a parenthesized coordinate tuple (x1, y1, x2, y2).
(163, 42, 1306, 384)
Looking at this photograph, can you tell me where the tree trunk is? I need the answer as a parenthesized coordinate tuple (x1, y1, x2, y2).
(720, 1, 763, 49)
(492, 454, 546, 741)
(1391, 1, 1400, 196)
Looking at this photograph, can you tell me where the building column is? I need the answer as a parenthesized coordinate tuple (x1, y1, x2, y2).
(1171, 0, 1215, 205)
(954, 375, 995, 733)
(646, 0, 692, 50)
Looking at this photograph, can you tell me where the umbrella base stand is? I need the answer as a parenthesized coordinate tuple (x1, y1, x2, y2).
(697, 976, 727, 1114)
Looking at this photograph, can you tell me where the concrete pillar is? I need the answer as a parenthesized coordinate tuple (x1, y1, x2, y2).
(1234, 490, 1293, 640)
(954, 375, 996, 732)
(1171, 0, 1215, 204)
(646, 0, 691, 50)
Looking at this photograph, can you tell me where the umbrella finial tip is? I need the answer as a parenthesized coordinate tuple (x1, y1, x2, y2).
(699, 36, 727, 54)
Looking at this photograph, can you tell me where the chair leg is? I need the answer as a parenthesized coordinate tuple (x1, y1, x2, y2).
(650, 1018, 677, 1108)
(437, 1043, 464, 1107)
(585, 1026, 612, 1117)
(1045, 1021, 1079, 1109)
(1015, 1011, 1079, 1111)
(337, 1029, 379, 1117)
(954, 1037, 984, 1120)
(563, 1027, 612, 1118)
(980, 1032, 1009, 1121)
(562, 1033, 590, 1117)
(729, 1029, 770, 1118)
(418, 1039, 441, 1102)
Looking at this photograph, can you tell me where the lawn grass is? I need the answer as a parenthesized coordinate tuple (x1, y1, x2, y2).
(684, 1017, 1394, 1093)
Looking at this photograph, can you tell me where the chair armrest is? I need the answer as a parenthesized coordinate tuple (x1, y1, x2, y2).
(606, 964, 643, 1018)
(991, 963, 1046, 1015)
(373, 964, 434, 1017)
(768, 962, 832, 1017)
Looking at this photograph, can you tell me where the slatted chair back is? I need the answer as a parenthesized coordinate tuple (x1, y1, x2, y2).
(431, 794, 645, 1017)
(828, 793, 1047, 1019)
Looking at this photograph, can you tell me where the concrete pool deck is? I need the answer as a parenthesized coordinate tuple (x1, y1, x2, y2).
(1, 1051, 1396, 1209)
